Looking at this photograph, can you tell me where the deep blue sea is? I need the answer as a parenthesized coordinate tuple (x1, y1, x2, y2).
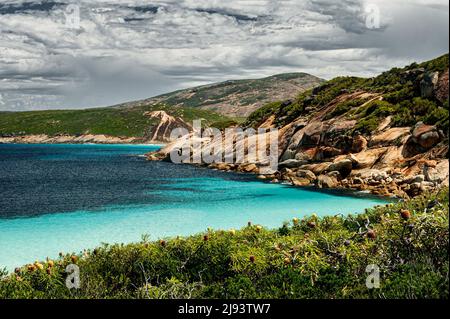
(0, 144, 387, 270)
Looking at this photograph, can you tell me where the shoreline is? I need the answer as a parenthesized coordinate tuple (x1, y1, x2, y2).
(146, 148, 449, 199)
(190, 159, 399, 201)
(0, 134, 166, 146)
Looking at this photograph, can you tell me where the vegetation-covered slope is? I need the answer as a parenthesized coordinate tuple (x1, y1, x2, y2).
(0, 72, 322, 139)
(149, 54, 449, 198)
(137, 73, 323, 117)
(245, 55, 449, 133)
(0, 104, 231, 139)
(0, 189, 447, 299)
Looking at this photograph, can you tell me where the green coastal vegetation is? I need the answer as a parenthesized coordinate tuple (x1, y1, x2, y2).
(244, 54, 449, 135)
(0, 104, 232, 138)
(1, 189, 447, 299)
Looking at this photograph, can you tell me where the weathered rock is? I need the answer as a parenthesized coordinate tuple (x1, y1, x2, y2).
(238, 163, 258, 173)
(376, 116, 392, 132)
(280, 148, 296, 161)
(300, 162, 332, 175)
(144, 110, 192, 142)
(436, 69, 449, 103)
(405, 174, 425, 184)
(327, 171, 342, 180)
(296, 169, 317, 181)
(215, 162, 233, 170)
(290, 177, 312, 187)
(298, 122, 326, 147)
(424, 159, 449, 185)
(278, 159, 309, 169)
(294, 152, 313, 162)
(421, 181, 435, 189)
(403, 122, 441, 157)
(372, 170, 388, 182)
(370, 127, 410, 147)
(420, 71, 439, 99)
(328, 159, 353, 178)
(317, 175, 338, 188)
(374, 146, 404, 168)
(351, 135, 368, 153)
(313, 146, 342, 161)
(351, 148, 388, 169)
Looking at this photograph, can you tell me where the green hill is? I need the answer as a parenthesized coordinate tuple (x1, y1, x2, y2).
(139, 72, 324, 117)
(0, 72, 323, 139)
(0, 104, 230, 139)
(245, 54, 449, 134)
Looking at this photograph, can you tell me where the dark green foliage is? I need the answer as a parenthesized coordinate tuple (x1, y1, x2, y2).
(420, 54, 449, 73)
(244, 101, 283, 128)
(311, 77, 367, 106)
(383, 84, 416, 104)
(1, 189, 448, 299)
(391, 98, 440, 128)
(324, 99, 369, 120)
(424, 100, 449, 133)
(352, 100, 396, 134)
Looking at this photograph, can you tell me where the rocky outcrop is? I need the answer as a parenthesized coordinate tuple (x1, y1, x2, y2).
(369, 128, 410, 147)
(403, 122, 442, 157)
(420, 71, 440, 99)
(147, 60, 449, 199)
(419, 69, 449, 102)
(436, 69, 449, 103)
(144, 110, 192, 142)
(424, 159, 449, 186)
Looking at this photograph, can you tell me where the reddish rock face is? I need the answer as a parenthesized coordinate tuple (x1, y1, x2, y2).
(351, 135, 368, 153)
(403, 122, 442, 157)
(328, 159, 353, 178)
(370, 128, 410, 147)
(317, 174, 338, 188)
(144, 110, 193, 142)
(436, 69, 449, 103)
(313, 146, 342, 161)
(299, 122, 327, 147)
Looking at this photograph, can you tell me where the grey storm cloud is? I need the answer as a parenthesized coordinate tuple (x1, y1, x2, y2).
(0, 0, 448, 111)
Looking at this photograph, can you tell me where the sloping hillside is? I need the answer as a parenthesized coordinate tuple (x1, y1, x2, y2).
(0, 104, 231, 143)
(116, 73, 324, 117)
(0, 72, 323, 142)
(149, 54, 449, 198)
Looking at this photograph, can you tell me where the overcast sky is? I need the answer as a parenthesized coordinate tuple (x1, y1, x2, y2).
(0, 0, 448, 111)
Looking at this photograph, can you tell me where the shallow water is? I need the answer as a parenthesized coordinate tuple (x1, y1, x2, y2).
(0, 144, 387, 270)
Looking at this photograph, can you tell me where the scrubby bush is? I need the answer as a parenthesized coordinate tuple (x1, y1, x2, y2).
(324, 99, 369, 120)
(392, 98, 441, 128)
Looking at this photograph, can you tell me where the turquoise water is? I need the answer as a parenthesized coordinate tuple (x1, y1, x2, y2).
(0, 144, 387, 270)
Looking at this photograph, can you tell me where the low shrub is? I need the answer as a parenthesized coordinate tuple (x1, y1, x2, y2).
(0, 189, 448, 299)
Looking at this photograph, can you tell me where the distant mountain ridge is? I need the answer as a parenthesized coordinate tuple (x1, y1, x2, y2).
(114, 73, 324, 117)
